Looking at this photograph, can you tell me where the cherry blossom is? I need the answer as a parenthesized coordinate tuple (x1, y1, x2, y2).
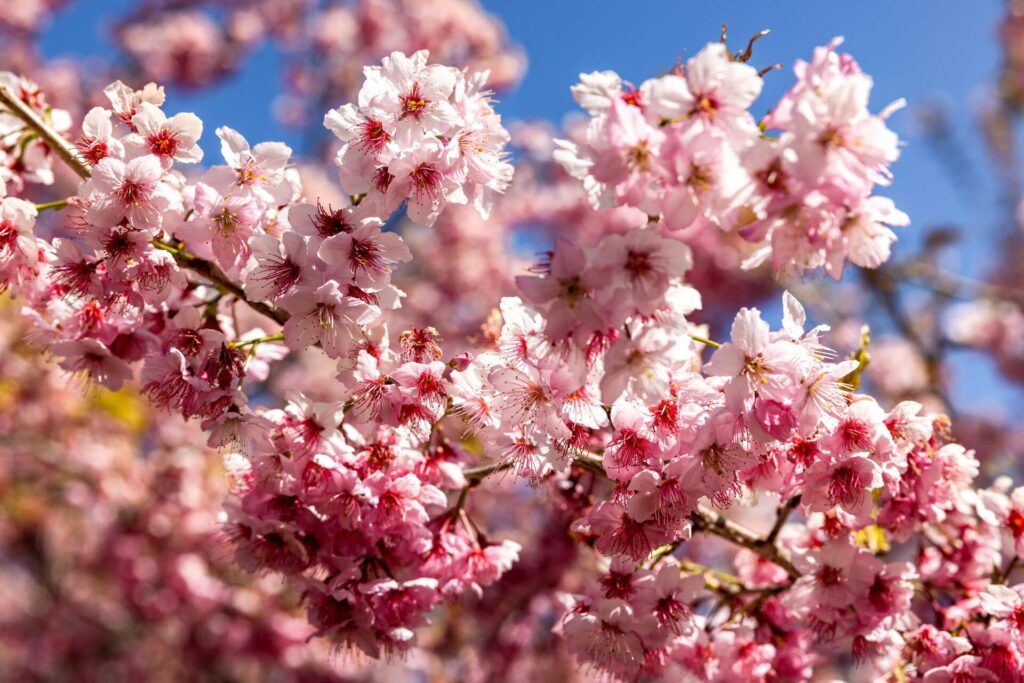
(1, 21, 1023, 683)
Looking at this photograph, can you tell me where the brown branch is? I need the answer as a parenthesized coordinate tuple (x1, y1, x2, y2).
(463, 460, 512, 483)
(462, 450, 607, 484)
(0, 81, 89, 179)
(897, 260, 1024, 303)
(691, 505, 800, 580)
(465, 449, 803, 581)
(765, 495, 801, 545)
(151, 241, 288, 325)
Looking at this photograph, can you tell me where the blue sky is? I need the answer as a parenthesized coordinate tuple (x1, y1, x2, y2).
(37, 0, 1021, 414)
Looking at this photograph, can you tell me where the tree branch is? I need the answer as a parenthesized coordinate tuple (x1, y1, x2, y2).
(691, 505, 800, 579)
(765, 495, 801, 545)
(463, 460, 512, 483)
(0, 81, 89, 179)
(151, 241, 288, 325)
(862, 267, 954, 414)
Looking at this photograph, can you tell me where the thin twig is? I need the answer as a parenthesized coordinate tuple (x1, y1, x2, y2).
(462, 450, 607, 485)
(463, 460, 512, 483)
(897, 260, 1024, 303)
(151, 241, 288, 324)
(691, 505, 800, 579)
(229, 332, 286, 349)
(862, 267, 953, 413)
(765, 495, 801, 545)
(690, 334, 722, 349)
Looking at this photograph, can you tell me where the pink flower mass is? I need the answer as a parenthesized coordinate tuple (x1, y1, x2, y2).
(4, 2, 1024, 682)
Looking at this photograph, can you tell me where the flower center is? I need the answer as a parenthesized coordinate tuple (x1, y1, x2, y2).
(236, 159, 264, 186)
(117, 179, 146, 205)
(400, 82, 430, 119)
(692, 92, 719, 118)
(828, 464, 864, 507)
(311, 200, 351, 237)
(357, 119, 391, 155)
(409, 163, 442, 197)
(688, 162, 713, 192)
(840, 418, 873, 451)
(819, 125, 846, 149)
(1008, 508, 1024, 538)
(559, 276, 586, 305)
(149, 129, 179, 157)
(627, 141, 651, 171)
(214, 207, 238, 235)
(0, 220, 16, 255)
(624, 248, 654, 279)
(373, 166, 395, 194)
(818, 565, 844, 587)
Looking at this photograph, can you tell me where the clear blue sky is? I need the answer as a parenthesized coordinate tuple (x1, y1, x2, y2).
(37, 0, 1021, 415)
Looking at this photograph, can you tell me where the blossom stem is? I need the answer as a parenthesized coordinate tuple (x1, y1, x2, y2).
(35, 198, 69, 212)
(691, 505, 800, 579)
(152, 240, 289, 325)
(647, 541, 682, 567)
(229, 333, 285, 349)
(689, 334, 722, 349)
(678, 559, 746, 594)
(840, 326, 871, 391)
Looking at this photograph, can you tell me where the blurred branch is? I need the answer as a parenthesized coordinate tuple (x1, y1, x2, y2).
(862, 267, 954, 414)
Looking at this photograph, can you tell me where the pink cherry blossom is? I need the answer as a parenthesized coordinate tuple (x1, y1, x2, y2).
(280, 280, 380, 358)
(86, 154, 181, 229)
(125, 101, 204, 167)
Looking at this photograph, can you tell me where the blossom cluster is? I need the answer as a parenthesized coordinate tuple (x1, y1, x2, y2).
(2, 31, 1024, 683)
(224, 389, 522, 657)
(555, 39, 909, 278)
(465, 282, 988, 680)
(0, 51, 523, 659)
(324, 49, 512, 225)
